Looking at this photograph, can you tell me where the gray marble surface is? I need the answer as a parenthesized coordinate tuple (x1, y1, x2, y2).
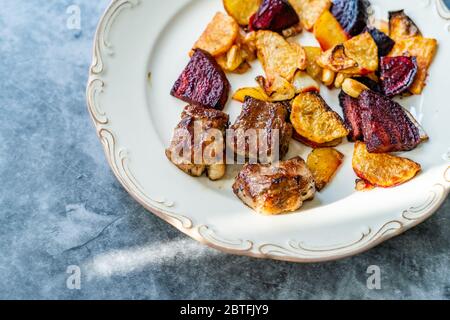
(0, 0, 449, 300)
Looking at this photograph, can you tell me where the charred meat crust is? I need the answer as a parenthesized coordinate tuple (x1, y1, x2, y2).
(359, 90, 421, 153)
(230, 97, 293, 162)
(171, 49, 231, 110)
(232, 157, 316, 215)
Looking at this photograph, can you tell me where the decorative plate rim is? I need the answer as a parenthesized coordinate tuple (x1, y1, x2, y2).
(86, 0, 450, 263)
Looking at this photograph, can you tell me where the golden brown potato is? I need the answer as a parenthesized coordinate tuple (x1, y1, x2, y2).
(389, 36, 437, 95)
(341, 78, 369, 98)
(389, 10, 421, 42)
(289, 0, 332, 31)
(318, 32, 378, 75)
(256, 30, 307, 84)
(303, 46, 323, 80)
(307, 148, 344, 191)
(321, 68, 335, 86)
(313, 10, 348, 51)
(232, 87, 270, 103)
(292, 70, 320, 94)
(216, 44, 244, 72)
(265, 75, 296, 101)
(290, 92, 349, 144)
(193, 12, 239, 57)
(316, 44, 358, 72)
(223, 0, 262, 26)
(352, 142, 421, 188)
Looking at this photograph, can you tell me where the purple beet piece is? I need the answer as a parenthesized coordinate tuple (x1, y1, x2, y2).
(171, 49, 230, 110)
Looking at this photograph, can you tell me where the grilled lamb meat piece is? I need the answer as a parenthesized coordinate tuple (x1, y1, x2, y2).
(339, 91, 363, 142)
(232, 157, 316, 215)
(165, 105, 229, 180)
(359, 90, 422, 153)
(171, 49, 230, 110)
(230, 97, 293, 163)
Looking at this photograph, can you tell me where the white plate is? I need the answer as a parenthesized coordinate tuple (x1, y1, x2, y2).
(87, 0, 450, 262)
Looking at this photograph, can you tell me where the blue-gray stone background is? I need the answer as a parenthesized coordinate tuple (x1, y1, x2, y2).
(0, 0, 449, 300)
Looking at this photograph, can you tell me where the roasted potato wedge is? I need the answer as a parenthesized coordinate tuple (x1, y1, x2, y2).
(307, 148, 344, 191)
(341, 78, 369, 98)
(317, 32, 378, 75)
(316, 44, 358, 72)
(352, 142, 421, 188)
(193, 12, 239, 57)
(339, 32, 379, 75)
(256, 30, 306, 84)
(321, 68, 336, 86)
(293, 70, 320, 94)
(313, 10, 349, 51)
(289, 0, 332, 31)
(233, 87, 270, 103)
(389, 36, 437, 95)
(389, 10, 421, 42)
(290, 92, 349, 144)
(223, 0, 262, 26)
(304, 46, 323, 80)
(266, 75, 296, 101)
(216, 44, 244, 72)
(334, 72, 348, 88)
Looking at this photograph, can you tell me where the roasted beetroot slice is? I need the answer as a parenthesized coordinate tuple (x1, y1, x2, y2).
(380, 56, 418, 97)
(366, 27, 395, 57)
(359, 90, 421, 153)
(331, 0, 369, 36)
(339, 90, 363, 142)
(249, 0, 299, 33)
(171, 49, 230, 110)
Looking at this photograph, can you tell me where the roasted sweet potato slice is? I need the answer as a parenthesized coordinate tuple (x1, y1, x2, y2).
(352, 142, 421, 188)
(290, 92, 349, 144)
(171, 49, 231, 110)
(232, 87, 270, 103)
(314, 10, 349, 51)
(256, 30, 306, 84)
(389, 10, 421, 42)
(250, 0, 300, 32)
(193, 12, 239, 57)
(288, 0, 332, 31)
(223, 0, 262, 26)
(307, 148, 344, 191)
(317, 32, 378, 75)
(304, 46, 323, 80)
(331, 0, 369, 36)
(380, 56, 418, 97)
(389, 36, 437, 95)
